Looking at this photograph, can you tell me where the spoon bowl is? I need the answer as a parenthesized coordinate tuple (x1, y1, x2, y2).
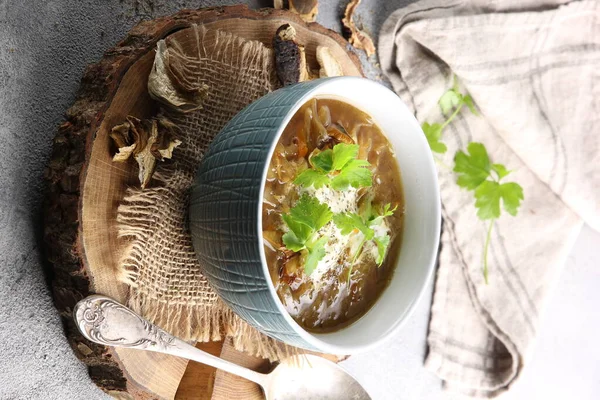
(265, 354, 370, 400)
(74, 295, 370, 400)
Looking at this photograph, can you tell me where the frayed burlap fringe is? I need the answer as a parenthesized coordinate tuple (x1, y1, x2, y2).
(115, 24, 299, 361)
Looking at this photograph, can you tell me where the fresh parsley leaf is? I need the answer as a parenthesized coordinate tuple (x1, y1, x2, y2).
(420, 76, 523, 284)
(499, 182, 524, 216)
(454, 142, 491, 190)
(332, 213, 358, 235)
(374, 234, 390, 265)
(281, 195, 334, 275)
(330, 159, 372, 190)
(333, 212, 374, 240)
(287, 194, 333, 231)
(294, 169, 330, 189)
(303, 236, 328, 276)
(369, 203, 397, 226)
(474, 180, 524, 220)
(463, 94, 478, 116)
(381, 203, 397, 217)
(422, 122, 447, 154)
(295, 144, 372, 190)
(424, 80, 479, 157)
(332, 143, 359, 170)
(491, 163, 510, 180)
(474, 181, 501, 220)
(332, 203, 396, 278)
(281, 213, 312, 247)
(310, 149, 334, 172)
(439, 80, 478, 116)
(281, 230, 306, 252)
(439, 89, 462, 115)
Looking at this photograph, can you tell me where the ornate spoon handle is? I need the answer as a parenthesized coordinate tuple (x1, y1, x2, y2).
(74, 295, 176, 351)
(73, 295, 267, 386)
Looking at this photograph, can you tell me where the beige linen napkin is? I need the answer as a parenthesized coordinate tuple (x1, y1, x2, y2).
(379, 0, 599, 397)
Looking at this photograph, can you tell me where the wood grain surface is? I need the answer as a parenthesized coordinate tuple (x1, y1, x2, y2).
(43, 5, 361, 399)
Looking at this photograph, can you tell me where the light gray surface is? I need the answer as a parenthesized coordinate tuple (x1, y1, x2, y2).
(0, 1, 598, 399)
(342, 225, 600, 400)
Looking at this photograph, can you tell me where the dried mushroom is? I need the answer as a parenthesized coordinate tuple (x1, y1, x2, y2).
(110, 116, 182, 189)
(316, 46, 343, 78)
(342, 0, 376, 57)
(273, 24, 311, 86)
(327, 124, 354, 144)
(148, 39, 209, 112)
(289, 0, 319, 23)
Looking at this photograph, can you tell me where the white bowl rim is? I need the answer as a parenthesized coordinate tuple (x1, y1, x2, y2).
(256, 76, 441, 355)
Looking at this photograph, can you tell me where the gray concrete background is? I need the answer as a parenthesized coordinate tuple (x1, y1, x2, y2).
(0, 1, 598, 399)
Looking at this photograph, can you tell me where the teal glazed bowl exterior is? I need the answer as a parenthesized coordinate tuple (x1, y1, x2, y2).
(189, 77, 441, 354)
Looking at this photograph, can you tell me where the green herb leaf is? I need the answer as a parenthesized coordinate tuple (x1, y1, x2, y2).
(333, 212, 374, 240)
(439, 89, 463, 115)
(474, 181, 501, 220)
(281, 195, 332, 254)
(420, 76, 522, 284)
(463, 94, 478, 116)
(454, 142, 491, 190)
(374, 234, 391, 265)
(288, 194, 333, 231)
(332, 213, 358, 235)
(293, 143, 372, 191)
(281, 230, 306, 252)
(491, 163, 511, 180)
(332, 143, 360, 170)
(381, 203, 397, 217)
(474, 180, 524, 220)
(310, 149, 334, 172)
(330, 159, 372, 190)
(281, 213, 312, 247)
(369, 203, 397, 226)
(303, 236, 328, 275)
(281, 195, 334, 275)
(499, 182, 524, 216)
(294, 169, 330, 189)
(422, 122, 447, 154)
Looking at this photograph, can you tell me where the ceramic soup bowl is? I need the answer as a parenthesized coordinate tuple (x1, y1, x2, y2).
(189, 77, 440, 354)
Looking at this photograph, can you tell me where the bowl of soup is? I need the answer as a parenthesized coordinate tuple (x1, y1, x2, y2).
(190, 77, 440, 354)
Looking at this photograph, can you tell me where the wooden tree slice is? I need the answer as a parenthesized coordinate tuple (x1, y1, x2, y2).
(44, 5, 361, 400)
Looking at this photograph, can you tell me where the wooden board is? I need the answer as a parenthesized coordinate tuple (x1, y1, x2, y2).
(175, 342, 225, 400)
(43, 5, 362, 400)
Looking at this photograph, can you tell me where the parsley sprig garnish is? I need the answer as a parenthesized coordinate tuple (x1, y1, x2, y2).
(454, 143, 524, 282)
(281, 194, 333, 275)
(295, 143, 372, 190)
(281, 143, 396, 277)
(421, 77, 524, 283)
(333, 202, 396, 281)
(422, 77, 477, 155)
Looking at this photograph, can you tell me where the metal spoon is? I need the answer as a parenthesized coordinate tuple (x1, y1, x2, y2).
(74, 295, 371, 400)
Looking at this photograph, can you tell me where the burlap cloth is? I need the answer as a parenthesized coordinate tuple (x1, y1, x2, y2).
(116, 24, 297, 361)
(379, 0, 600, 397)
